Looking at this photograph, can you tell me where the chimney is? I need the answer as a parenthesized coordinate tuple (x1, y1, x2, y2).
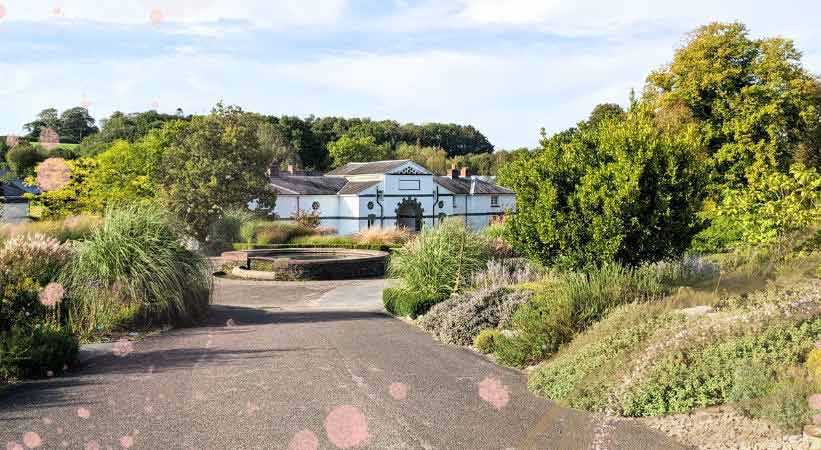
(450, 164, 460, 179)
(460, 166, 471, 178)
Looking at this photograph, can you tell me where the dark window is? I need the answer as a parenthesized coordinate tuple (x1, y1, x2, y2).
(438, 200, 444, 208)
(438, 213, 446, 222)
(491, 195, 500, 207)
(367, 214, 376, 228)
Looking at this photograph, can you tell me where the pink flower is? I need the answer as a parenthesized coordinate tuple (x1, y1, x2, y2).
(35, 158, 72, 192)
(119, 436, 134, 449)
(38, 283, 64, 308)
(288, 430, 318, 450)
(21, 432, 42, 448)
(324, 405, 369, 449)
(479, 377, 511, 410)
(6, 442, 23, 450)
(388, 382, 408, 401)
(77, 407, 91, 419)
(112, 339, 134, 358)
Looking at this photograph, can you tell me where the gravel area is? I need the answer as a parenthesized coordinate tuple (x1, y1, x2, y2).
(637, 405, 821, 449)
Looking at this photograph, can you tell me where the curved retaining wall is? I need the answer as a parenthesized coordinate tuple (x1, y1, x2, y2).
(222, 248, 389, 281)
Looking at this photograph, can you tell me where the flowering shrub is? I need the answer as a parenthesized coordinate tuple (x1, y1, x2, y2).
(417, 288, 532, 346)
(0, 234, 71, 331)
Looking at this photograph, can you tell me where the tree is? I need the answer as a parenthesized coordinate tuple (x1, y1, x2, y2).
(24, 108, 60, 140)
(646, 22, 819, 189)
(328, 134, 390, 167)
(587, 103, 626, 128)
(58, 107, 98, 143)
(499, 106, 707, 269)
(157, 105, 277, 241)
(257, 122, 301, 170)
(5, 142, 47, 178)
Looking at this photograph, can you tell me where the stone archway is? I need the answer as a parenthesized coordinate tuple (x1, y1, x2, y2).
(395, 198, 423, 231)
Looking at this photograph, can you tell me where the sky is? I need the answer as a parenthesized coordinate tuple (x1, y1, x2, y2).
(0, 1, 819, 149)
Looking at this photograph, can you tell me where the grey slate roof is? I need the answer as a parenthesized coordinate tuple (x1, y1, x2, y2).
(0, 168, 39, 199)
(338, 180, 380, 195)
(269, 176, 348, 195)
(326, 160, 412, 176)
(434, 176, 514, 195)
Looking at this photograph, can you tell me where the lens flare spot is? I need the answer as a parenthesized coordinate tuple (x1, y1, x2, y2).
(324, 405, 369, 449)
(479, 377, 510, 410)
(149, 8, 163, 24)
(6, 443, 23, 450)
(287, 430, 318, 450)
(35, 158, 72, 192)
(77, 407, 91, 419)
(84, 441, 100, 450)
(389, 382, 408, 401)
(38, 128, 60, 151)
(119, 436, 134, 449)
(22, 432, 42, 448)
(112, 338, 134, 357)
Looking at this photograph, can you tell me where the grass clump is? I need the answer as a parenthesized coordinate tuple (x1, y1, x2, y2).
(354, 226, 412, 246)
(62, 204, 212, 336)
(383, 288, 439, 318)
(289, 235, 357, 247)
(474, 329, 503, 354)
(389, 219, 492, 300)
(0, 215, 100, 243)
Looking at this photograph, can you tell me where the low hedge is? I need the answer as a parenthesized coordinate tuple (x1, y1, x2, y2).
(232, 243, 401, 252)
(383, 288, 440, 318)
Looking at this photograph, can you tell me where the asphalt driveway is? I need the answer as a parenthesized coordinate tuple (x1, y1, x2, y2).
(0, 278, 687, 450)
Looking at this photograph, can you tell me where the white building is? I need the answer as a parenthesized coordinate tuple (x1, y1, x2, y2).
(268, 160, 515, 235)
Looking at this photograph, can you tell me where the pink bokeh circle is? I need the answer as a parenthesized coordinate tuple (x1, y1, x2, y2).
(21, 432, 42, 449)
(479, 377, 511, 410)
(324, 405, 369, 449)
(77, 407, 91, 419)
(287, 430, 318, 450)
(389, 382, 408, 401)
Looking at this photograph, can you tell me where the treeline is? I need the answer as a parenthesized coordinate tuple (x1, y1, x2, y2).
(2, 109, 499, 176)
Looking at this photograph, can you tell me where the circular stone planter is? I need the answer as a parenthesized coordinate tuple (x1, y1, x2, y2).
(222, 248, 389, 281)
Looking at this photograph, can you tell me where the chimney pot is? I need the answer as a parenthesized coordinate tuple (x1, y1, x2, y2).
(460, 166, 471, 178)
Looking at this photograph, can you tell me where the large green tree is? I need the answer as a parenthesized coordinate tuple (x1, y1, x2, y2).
(646, 22, 819, 189)
(157, 105, 276, 240)
(499, 106, 707, 268)
(328, 134, 390, 167)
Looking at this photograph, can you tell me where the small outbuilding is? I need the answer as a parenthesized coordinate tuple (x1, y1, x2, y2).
(266, 160, 515, 234)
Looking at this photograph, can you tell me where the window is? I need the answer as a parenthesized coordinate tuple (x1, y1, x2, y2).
(438, 213, 446, 222)
(367, 214, 376, 228)
(311, 201, 320, 211)
(398, 179, 421, 191)
(452, 196, 457, 208)
(491, 195, 500, 208)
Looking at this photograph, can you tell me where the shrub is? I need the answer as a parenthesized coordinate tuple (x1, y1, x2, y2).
(354, 227, 412, 246)
(0, 324, 78, 381)
(728, 360, 777, 416)
(640, 254, 720, 287)
(494, 264, 668, 368)
(292, 208, 321, 228)
(417, 288, 532, 346)
(0, 234, 72, 330)
(208, 207, 254, 244)
(470, 258, 545, 291)
(759, 373, 814, 434)
(498, 105, 706, 269)
(389, 219, 492, 299)
(474, 329, 502, 354)
(62, 204, 212, 336)
(383, 288, 439, 318)
(249, 221, 314, 245)
(5, 141, 47, 178)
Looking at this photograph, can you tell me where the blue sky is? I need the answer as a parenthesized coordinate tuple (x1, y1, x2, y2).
(1, 1, 819, 149)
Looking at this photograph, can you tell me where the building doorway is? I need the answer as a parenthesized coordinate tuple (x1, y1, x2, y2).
(396, 198, 423, 231)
